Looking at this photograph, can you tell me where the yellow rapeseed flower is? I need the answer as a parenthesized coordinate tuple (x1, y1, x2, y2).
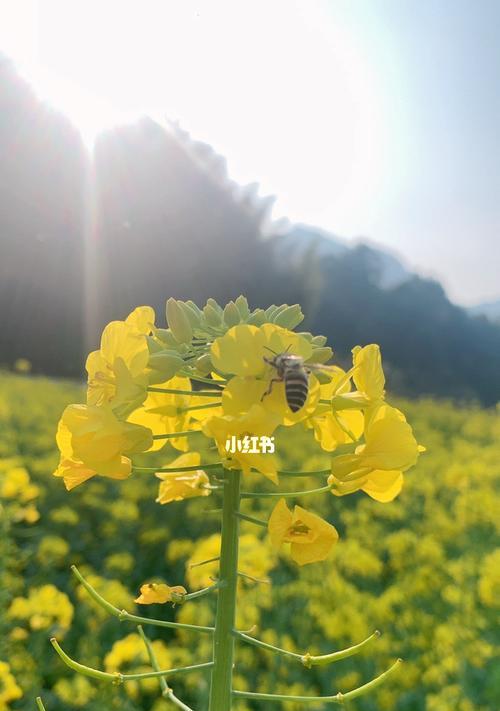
(134, 582, 187, 604)
(128, 375, 197, 451)
(53, 404, 152, 490)
(202, 405, 280, 482)
(212, 323, 312, 378)
(328, 403, 422, 501)
(211, 324, 317, 424)
(86, 306, 155, 418)
(0, 661, 22, 706)
(306, 367, 364, 451)
(268, 498, 339, 566)
(155, 452, 211, 504)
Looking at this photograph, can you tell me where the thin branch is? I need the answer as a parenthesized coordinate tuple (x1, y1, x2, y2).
(51, 638, 213, 683)
(235, 630, 381, 667)
(237, 571, 271, 585)
(71, 565, 213, 634)
(151, 430, 204, 440)
(140, 627, 196, 710)
(133, 463, 222, 473)
(189, 556, 220, 569)
(232, 659, 403, 703)
(179, 371, 226, 386)
(148, 387, 222, 397)
(183, 582, 222, 601)
(234, 512, 268, 527)
(241, 484, 333, 499)
(179, 402, 222, 413)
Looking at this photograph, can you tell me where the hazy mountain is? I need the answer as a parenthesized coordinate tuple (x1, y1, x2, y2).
(467, 299, 500, 323)
(272, 224, 412, 290)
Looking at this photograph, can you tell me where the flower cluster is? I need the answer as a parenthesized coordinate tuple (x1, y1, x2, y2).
(53, 297, 423, 567)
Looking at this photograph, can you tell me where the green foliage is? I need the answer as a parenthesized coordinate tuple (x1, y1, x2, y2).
(1, 372, 499, 710)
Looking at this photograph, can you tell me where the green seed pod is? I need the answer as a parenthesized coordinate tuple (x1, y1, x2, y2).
(166, 298, 193, 344)
(223, 301, 241, 327)
(235, 295, 250, 319)
(203, 303, 223, 327)
(273, 304, 304, 329)
(195, 353, 213, 375)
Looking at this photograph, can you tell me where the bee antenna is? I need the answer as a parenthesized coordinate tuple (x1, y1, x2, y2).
(263, 346, 278, 355)
(284, 344, 292, 354)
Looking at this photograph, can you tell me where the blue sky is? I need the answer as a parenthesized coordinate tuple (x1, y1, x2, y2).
(1, 0, 499, 305)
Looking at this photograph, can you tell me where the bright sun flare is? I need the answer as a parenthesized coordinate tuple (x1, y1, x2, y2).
(1, 0, 389, 232)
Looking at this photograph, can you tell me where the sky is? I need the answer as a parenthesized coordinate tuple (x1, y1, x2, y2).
(0, 0, 499, 306)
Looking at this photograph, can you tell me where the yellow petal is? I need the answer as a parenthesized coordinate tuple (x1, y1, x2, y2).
(268, 498, 292, 548)
(134, 582, 186, 604)
(362, 470, 404, 502)
(352, 344, 385, 400)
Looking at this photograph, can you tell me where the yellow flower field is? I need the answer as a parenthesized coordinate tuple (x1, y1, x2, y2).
(1, 369, 499, 710)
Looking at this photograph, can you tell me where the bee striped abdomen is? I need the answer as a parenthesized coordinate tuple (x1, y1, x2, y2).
(284, 371, 309, 412)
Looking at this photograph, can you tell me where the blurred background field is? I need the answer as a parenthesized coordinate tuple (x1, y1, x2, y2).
(1, 371, 499, 710)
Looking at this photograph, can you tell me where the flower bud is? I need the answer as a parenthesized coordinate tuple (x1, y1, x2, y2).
(223, 301, 241, 327)
(273, 304, 304, 329)
(166, 298, 193, 344)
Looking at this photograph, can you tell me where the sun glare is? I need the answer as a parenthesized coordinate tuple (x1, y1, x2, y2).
(1, 0, 388, 232)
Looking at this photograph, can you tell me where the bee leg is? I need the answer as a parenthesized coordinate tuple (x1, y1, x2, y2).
(261, 377, 282, 401)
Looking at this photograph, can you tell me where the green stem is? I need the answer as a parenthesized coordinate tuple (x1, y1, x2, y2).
(51, 638, 212, 682)
(179, 402, 221, 413)
(232, 659, 402, 704)
(189, 555, 220, 568)
(235, 512, 268, 527)
(71, 565, 213, 633)
(133, 463, 222, 473)
(241, 484, 333, 499)
(208, 469, 241, 711)
(183, 583, 221, 601)
(36, 698, 47, 711)
(277, 468, 331, 477)
(151, 430, 204, 440)
(180, 371, 226, 386)
(137, 625, 171, 697)
(148, 387, 222, 397)
(234, 630, 380, 666)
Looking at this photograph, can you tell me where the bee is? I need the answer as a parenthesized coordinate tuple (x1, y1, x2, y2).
(261, 346, 329, 413)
